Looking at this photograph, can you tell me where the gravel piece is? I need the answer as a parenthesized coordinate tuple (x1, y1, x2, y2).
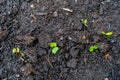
(70, 47, 79, 58)
(67, 58, 78, 68)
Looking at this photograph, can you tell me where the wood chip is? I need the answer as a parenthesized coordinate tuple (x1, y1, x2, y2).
(16, 74, 20, 77)
(105, 53, 110, 59)
(82, 35, 86, 40)
(75, 0, 77, 3)
(62, 8, 73, 12)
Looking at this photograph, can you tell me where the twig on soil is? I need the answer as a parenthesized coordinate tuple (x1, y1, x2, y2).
(83, 55, 87, 64)
(62, 8, 73, 12)
(45, 56, 53, 68)
(35, 12, 47, 16)
(30, 13, 36, 22)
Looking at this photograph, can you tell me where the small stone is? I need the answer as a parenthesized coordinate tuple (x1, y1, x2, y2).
(70, 47, 79, 58)
(16, 74, 20, 77)
(65, 53, 69, 59)
(53, 11, 58, 17)
(104, 77, 109, 80)
(67, 58, 78, 68)
(2, 78, 7, 80)
(68, 36, 72, 40)
(75, 0, 77, 3)
(60, 36, 64, 40)
(99, 5, 103, 14)
(30, 4, 35, 9)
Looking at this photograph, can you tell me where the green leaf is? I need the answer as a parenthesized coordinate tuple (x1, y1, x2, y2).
(16, 48, 20, 53)
(12, 48, 16, 53)
(105, 32, 113, 36)
(52, 47, 59, 54)
(81, 19, 88, 26)
(101, 31, 113, 36)
(101, 31, 106, 35)
(89, 44, 98, 53)
(93, 45, 98, 49)
(89, 46, 94, 52)
(49, 42, 57, 48)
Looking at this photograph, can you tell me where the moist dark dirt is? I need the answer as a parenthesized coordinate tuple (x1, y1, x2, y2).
(0, 0, 120, 80)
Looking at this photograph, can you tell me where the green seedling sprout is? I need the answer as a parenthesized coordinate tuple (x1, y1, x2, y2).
(16, 48, 20, 53)
(81, 19, 88, 26)
(12, 48, 16, 53)
(49, 42, 57, 48)
(49, 42, 59, 54)
(101, 31, 113, 36)
(52, 47, 59, 54)
(89, 44, 98, 53)
(101, 31, 106, 35)
(105, 32, 113, 36)
(12, 47, 20, 54)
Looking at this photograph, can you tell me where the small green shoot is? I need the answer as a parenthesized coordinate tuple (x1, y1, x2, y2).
(52, 47, 59, 54)
(101, 31, 113, 36)
(49, 42, 57, 48)
(12, 47, 20, 54)
(12, 48, 16, 54)
(101, 31, 106, 35)
(49, 42, 59, 54)
(89, 44, 99, 53)
(81, 19, 88, 26)
(16, 48, 20, 53)
(105, 32, 113, 36)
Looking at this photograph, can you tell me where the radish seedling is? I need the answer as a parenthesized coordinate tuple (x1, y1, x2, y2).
(81, 19, 88, 26)
(12, 47, 20, 54)
(101, 31, 113, 36)
(89, 44, 98, 53)
(49, 42, 59, 54)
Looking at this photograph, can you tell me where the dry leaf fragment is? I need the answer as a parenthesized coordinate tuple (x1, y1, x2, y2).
(105, 53, 110, 59)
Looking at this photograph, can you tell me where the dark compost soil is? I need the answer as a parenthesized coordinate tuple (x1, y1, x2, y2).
(0, 0, 120, 80)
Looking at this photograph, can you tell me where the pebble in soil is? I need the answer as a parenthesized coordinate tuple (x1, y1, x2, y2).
(67, 58, 78, 68)
(69, 47, 79, 58)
